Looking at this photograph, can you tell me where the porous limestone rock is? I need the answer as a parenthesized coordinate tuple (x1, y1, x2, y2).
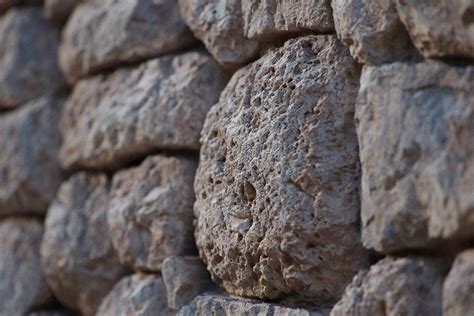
(0, 96, 63, 217)
(108, 155, 197, 272)
(0, 218, 52, 315)
(331, 0, 418, 65)
(0, 8, 63, 109)
(396, 0, 474, 59)
(59, 51, 227, 171)
(331, 256, 444, 316)
(194, 35, 369, 303)
(357, 61, 474, 253)
(443, 249, 474, 316)
(59, 0, 196, 83)
(96, 274, 170, 316)
(44, 0, 80, 25)
(41, 173, 126, 316)
(162, 256, 212, 310)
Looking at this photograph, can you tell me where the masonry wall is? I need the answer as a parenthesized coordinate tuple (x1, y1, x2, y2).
(0, 0, 472, 315)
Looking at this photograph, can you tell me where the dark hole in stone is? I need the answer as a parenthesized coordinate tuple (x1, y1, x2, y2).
(239, 180, 257, 203)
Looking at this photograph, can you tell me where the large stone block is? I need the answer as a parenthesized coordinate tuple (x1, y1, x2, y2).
(357, 61, 474, 253)
(59, 51, 227, 171)
(194, 35, 369, 303)
(0, 218, 52, 315)
(0, 8, 64, 109)
(108, 155, 197, 272)
(59, 0, 196, 82)
(0, 96, 63, 217)
(41, 173, 126, 316)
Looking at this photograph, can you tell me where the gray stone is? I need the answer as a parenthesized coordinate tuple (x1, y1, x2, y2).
(194, 35, 369, 303)
(356, 61, 474, 253)
(0, 96, 63, 217)
(95, 273, 170, 316)
(443, 249, 474, 316)
(0, 7, 64, 109)
(0, 0, 41, 15)
(44, 0, 80, 25)
(59, 0, 196, 83)
(108, 155, 197, 272)
(41, 173, 126, 316)
(162, 256, 212, 310)
(331, 0, 418, 65)
(331, 256, 444, 316)
(396, 0, 474, 59)
(28, 309, 74, 316)
(0, 218, 52, 315)
(59, 51, 227, 171)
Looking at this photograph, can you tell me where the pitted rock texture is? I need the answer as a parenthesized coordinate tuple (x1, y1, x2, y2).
(178, 294, 330, 316)
(41, 173, 126, 316)
(0, 218, 52, 315)
(331, 256, 445, 316)
(59, 0, 196, 83)
(28, 309, 73, 316)
(195, 35, 368, 303)
(44, 0, 80, 25)
(443, 249, 474, 316)
(162, 256, 212, 310)
(396, 0, 474, 59)
(59, 51, 227, 171)
(0, 0, 41, 14)
(0, 8, 64, 109)
(96, 273, 170, 316)
(357, 61, 474, 253)
(108, 155, 197, 272)
(0, 96, 63, 217)
(331, 0, 418, 65)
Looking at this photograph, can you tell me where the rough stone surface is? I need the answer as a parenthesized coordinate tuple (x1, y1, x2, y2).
(0, 7, 64, 109)
(0, 218, 52, 315)
(162, 256, 212, 310)
(443, 249, 474, 316)
(331, 0, 418, 65)
(28, 309, 74, 316)
(41, 173, 126, 316)
(44, 0, 80, 25)
(0, 96, 63, 217)
(0, 0, 41, 14)
(396, 0, 474, 59)
(59, 0, 196, 83)
(195, 35, 368, 303)
(357, 61, 474, 253)
(59, 51, 227, 171)
(108, 155, 198, 272)
(178, 294, 330, 316)
(331, 256, 445, 316)
(96, 273, 170, 316)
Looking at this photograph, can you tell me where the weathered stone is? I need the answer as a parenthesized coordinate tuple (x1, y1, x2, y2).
(96, 273, 170, 316)
(28, 309, 74, 316)
(41, 173, 126, 316)
(0, 0, 41, 14)
(0, 96, 63, 217)
(331, 256, 444, 316)
(59, 0, 196, 83)
(0, 218, 52, 315)
(396, 0, 474, 59)
(59, 51, 227, 171)
(44, 0, 80, 25)
(0, 8, 64, 109)
(162, 256, 212, 310)
(331, 0, 418, 65)
(357, 61, 474, 253)
(195, 35, 368, 303)
(443, 249, 474, 316)
(178, 294, 330, 316)
(108, 155, 197, 272)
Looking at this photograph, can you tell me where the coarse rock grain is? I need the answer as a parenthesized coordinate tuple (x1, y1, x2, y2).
(59, 51, 227, 171)
(44, 0, 80, 25)
(41, 173, 127, 316)
(443, 249, 474, 316)
(194, 35, 369, 303)
(108, 155, 197, 272)
(357, 61, 474, 253)
(59, 0, 196, 83)
(331, 256, 445, 316)
(0, 218, 52, 315)
(0, 96, 63, 217)
(0, 7, 64, 109)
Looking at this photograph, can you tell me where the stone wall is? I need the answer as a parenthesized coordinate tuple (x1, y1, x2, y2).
(0, 0, 472, 315)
